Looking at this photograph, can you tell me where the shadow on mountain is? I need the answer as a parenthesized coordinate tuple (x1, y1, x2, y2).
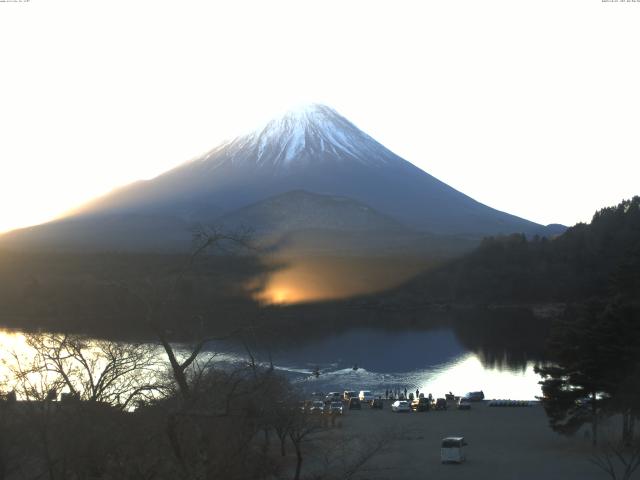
(0, 249, 280, 340)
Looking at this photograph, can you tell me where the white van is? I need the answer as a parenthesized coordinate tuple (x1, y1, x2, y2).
(441, 437, 467, 463)
(358, 390, 374, 403)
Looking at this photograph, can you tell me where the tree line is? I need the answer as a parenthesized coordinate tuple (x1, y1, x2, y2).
(400, 196, 640, 305)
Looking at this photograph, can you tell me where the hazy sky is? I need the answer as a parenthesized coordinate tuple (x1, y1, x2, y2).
(1, 0, 639, 234)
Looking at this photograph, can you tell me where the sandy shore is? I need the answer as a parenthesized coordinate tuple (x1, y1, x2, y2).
(302, 400, 608, 480)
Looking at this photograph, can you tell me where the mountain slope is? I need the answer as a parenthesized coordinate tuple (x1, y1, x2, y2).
(77, 104, 543, 235)
(0, 214, 192, 252)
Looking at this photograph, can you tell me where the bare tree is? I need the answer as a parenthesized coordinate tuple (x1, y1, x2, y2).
(115, 225, 254, 404)
(15, 332, 167, 410)
(288, 409, 325, 480)
(315, 429, 395, 480)
(272, 400, 296, 457)
(590, 440, 640, 480)
(100, 225, 276, 478)
(1, 332, 170, 479)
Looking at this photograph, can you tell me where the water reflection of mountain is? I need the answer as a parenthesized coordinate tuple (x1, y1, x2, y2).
(450, 308, 550, 371)
(218, 308, 550, 374)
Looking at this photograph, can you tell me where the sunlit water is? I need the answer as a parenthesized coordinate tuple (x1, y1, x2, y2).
(0, 328, 543, 400)
(280, 354, 541, 400)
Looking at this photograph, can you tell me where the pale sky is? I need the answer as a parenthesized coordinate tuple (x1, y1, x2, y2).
(1, 0, 639, 234)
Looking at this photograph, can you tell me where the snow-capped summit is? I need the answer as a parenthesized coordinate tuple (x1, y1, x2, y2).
(203, 103, 399, 170)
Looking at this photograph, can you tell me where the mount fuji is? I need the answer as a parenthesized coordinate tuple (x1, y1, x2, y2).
(0, 104, 562, 252)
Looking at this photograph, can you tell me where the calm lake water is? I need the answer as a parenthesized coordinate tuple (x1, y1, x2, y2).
(216, 327, 544, 400)
(0, 326, 544, 400)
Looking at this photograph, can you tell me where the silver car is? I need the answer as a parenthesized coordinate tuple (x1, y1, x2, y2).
(391, 400, 411, 412)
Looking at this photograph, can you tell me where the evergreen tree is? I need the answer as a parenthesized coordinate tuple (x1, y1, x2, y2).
(535, 304, 614, 445)
(599, 302, 640, 445)
(536, 301, 640, 446)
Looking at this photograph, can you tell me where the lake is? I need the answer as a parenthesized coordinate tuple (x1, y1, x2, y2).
(0, 325, 544, 400)
(215, 327, 544, 400)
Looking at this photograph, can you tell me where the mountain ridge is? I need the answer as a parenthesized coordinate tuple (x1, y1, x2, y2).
(0, 104, 563, 252)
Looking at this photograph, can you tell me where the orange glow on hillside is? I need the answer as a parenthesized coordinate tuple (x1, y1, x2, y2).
(260, 286, 306, 305)
(254, 255, 435, 305)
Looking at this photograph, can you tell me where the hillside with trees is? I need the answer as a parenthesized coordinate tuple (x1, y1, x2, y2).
(393, 197, 640, 306)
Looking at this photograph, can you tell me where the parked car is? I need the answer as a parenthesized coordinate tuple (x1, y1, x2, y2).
(458, 399, 472, 410)
(371, 398, 384, 409)
(325, 392, 342, 402)
(310, 400, 325, 414)
(391, 400, 411, 412)
(445, 394, 461, 409)
(343, 391, 357, 401)
(411, 397, 430, 412)
(329, 401, 344, 415)
(348, 397, 361, 410)
(359, 390, 374, 403)
(435, 398, 448, 410)
(464, 391, 485, 402)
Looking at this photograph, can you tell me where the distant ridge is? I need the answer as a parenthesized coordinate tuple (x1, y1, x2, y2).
(217, 190, 406, 234)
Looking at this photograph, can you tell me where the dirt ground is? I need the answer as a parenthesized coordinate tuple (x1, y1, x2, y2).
(304, 400, 610, 480)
